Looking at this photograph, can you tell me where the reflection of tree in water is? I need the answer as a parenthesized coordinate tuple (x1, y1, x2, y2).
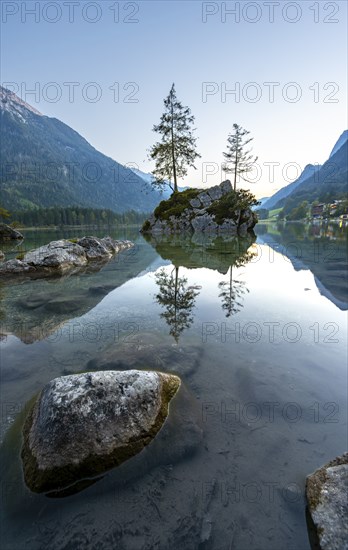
(219, 274, 249, 317)
(218, 247, 256, 318)
(155, 267, 201, 342)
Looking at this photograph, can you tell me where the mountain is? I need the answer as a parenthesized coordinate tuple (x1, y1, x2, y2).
(0, 86, 165, 213)
(263, 131, 348, 212)
(329, 130, 348, 158)
(253, 196, 269, 210)
(262, 164, 320, 211)
(281, 132, 348, 213)
(130, 167, 189, 197)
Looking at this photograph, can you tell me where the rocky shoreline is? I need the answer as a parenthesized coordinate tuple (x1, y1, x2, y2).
(0, 223, 24, 241)
(0, 236, 134, 278)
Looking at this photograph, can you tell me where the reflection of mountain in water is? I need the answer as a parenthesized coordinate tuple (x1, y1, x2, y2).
(0, 239, 158, 343)
(257, 224, 348, 310)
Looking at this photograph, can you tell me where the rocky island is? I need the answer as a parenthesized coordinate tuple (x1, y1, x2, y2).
(141, 180, 258, 236)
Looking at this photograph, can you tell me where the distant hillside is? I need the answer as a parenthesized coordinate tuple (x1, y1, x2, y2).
(281, 133, 348, 213)
(130, 167, 189, 197)
(262, 164, 320, 211)
(0, 86, 165, 213)
(253, 196, 269, 210)
(263, 130, 348, 212)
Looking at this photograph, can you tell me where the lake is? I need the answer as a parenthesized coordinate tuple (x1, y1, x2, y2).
(0, 222, 347, 550)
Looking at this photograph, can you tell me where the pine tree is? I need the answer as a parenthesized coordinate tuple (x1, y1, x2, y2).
(149, 84, 201, 193)
(223, 124, 258, 191)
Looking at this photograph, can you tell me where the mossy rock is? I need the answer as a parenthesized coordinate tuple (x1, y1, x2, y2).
(207, 189, 259, 225)
(21, 370, 181, 494)
(154, 189, 200, 221)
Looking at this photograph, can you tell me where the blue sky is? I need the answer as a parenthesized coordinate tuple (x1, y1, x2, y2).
(1, 0, 347, 197)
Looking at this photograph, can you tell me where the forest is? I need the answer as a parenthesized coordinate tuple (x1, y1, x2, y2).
(9, 207, 148, 227)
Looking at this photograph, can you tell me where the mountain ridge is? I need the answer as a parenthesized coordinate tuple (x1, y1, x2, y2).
(0, 86, 164, 213)
(263, 130, 348, 211)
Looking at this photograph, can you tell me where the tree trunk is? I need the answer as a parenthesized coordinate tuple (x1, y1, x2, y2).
(234, 135, 238, 192)
(170, 98, 178, 192)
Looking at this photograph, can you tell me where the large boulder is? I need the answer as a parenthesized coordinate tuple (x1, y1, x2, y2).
(23, 239, 87, 270)
(306, 453, 348, 550)
(142, 180, 257, 236)
(0, 236, 134, 277)
(21, 370, 181, 494)
(0, 223, 23, 241)
(77, 236, 127, 260)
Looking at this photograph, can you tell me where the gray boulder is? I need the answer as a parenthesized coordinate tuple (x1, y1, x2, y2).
(218, 218, 238, 233)
(0, 237, 134, 277)
(197, 192, 212, 208)
(220, 179, 233, 194)
(21, 370, 181, 493)
(191, 213, 216, 232)
(207, 184, 223, 201)
(306, 452, 348, 550)
(23, 239, 87, 270)
(0, 223, 23, 241)
(189, 197, 201, 208)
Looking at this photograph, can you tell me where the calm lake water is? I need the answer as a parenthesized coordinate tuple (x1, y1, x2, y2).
(0, 222, 347, 550)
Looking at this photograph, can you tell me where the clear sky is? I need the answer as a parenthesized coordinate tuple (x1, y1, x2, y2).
(1, 0, 347, 198)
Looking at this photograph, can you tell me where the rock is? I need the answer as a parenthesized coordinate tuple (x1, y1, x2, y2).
(306, 453, 348, 550)
(0, 258, 36, 274)
(191, 213, 216, 233)
(220, 179, 233, 194)
(142, 180, 257, 236)
(23, 240, 87, 270)
(87, 334, 203, 379)
(207, 184, 223, 201)
(197, 192, 212, 208)
(77, 236, 127, 260)
(218, 218, 238, 233)
(0, 237, 134, 277)
(21, 370, 181, 493)
(0, 250, 5, 260)
(0, 223, 23, 241)
(189, 198, 201, 208)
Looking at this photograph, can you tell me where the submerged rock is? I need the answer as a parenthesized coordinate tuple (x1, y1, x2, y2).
(0, 223, 23, 241)
(306, 452, 348, 550)
(21, 370, 180, 493)
(0, 236, 134, 277)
